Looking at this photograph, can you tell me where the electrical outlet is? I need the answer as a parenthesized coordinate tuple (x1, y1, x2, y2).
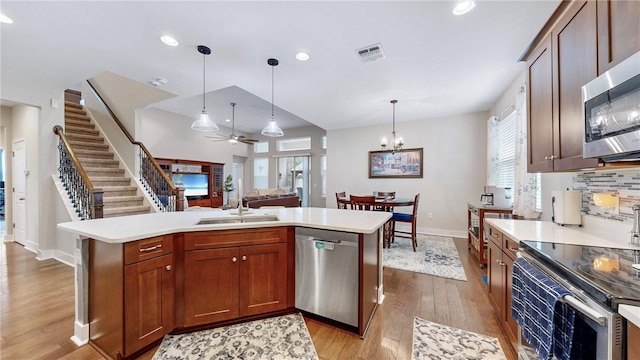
(428, 212, 433, 219)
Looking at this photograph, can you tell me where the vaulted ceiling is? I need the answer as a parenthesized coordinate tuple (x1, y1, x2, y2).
(0, 1, 560, 133)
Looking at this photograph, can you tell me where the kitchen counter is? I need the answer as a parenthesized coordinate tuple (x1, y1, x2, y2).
(58, 207, 391, 350)
(58, 207, 391, 243)
(619, 304, 640, 328)
(484, 219, 639, 249)
(467, 201, 513, 211)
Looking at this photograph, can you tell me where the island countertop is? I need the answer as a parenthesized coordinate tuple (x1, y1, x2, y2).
(57, 207, 392, 243)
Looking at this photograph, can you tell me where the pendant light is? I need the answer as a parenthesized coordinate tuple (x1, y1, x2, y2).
(191, 45, 219, 132)
(261, 58, 284, 137)
(381, 100, 404, 153)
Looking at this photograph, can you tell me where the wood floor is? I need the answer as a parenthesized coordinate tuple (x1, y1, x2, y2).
(0, 238, 517, 360)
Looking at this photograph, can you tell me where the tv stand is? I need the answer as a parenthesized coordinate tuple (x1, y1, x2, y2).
(156, 158, 224, 208)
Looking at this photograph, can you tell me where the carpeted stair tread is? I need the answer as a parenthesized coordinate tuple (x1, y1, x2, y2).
(100, 186, 139, 197)
(67, 140, 109, 151)
(104, 205, 151, 217)
(64, 101, 83, 110)
(102, 195, 145, 208)
(65, 133, 104, 143)
(72, 149, 114, 159)
(64, 112, 89, 121)
(64, 126, 100, 137)
(65, 119, 95, 129)
(85, 168, 125, 177)
(90, 177, 132, 186)
(77, 158, 120, 168)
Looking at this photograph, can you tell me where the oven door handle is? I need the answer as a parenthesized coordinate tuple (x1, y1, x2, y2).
(560, 295, 607, 326)
(516, 251, 608, 327)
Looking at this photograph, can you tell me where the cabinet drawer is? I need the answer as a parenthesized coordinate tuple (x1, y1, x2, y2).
(124, 235, 173, 265)
(189, 198, 212, 207)
(184, 227, 288, 250)
(487, 225, 502, 246)
(503, 237, 520, 260)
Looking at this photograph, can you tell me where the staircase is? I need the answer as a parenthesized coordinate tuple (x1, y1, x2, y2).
(63, 101, 151, 218)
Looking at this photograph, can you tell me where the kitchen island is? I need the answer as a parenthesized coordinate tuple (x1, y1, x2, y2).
(58, 207, 390, 360)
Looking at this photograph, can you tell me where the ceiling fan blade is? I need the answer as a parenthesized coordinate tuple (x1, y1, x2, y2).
(239, 138, 259, 144)
(204, 134, 229, 140)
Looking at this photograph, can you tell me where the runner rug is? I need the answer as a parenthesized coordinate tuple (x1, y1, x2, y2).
(383, 235, 468, 281)
(152, 313, 318, 360)
(412, 317, 506, 360)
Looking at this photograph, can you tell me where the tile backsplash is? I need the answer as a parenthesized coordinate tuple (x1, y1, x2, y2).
(573, 168, 640, 223)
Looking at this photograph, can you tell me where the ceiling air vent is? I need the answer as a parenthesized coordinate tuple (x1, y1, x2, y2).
(356, 43, 385, 62)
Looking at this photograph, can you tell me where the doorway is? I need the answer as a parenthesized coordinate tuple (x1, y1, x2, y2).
(12, 140, 26, 245)
(231, 156, 245, 203)
(277, 156, 310, 207)
(0, 148, 4, 236)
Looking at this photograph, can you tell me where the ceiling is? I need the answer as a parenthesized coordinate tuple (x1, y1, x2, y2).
(0, 1, 560, 133)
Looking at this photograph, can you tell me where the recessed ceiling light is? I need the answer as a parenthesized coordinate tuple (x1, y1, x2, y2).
(0, 13, 14, 24)
(148, 78, 168, 87)
(453, 0, 476, 15)
(225, 118, 231, 122)
(296, 52, 310, 61)
(160, 35, 179, 47)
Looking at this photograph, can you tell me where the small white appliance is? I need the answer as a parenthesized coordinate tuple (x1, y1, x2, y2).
(551, 190, 582, 226)
(484, 186, 512, 208)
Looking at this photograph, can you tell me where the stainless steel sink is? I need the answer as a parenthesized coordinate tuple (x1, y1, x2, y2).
(196, 215, 279, 225)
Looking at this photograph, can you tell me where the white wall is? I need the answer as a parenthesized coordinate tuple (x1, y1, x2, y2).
(139, 107, 249, 180)
(327, 111, 488, 237)
(0, 106, 14, 237)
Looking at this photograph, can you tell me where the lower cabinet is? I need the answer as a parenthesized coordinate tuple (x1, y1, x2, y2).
(486, 225, 519, 350)
(182, 227, 291, 328)
(629, 321, 640, 360)
(89, 235, 174, 360)
(183, 243, 287, 327)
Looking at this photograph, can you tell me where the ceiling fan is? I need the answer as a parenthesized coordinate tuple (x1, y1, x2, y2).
(206, 102, 258, 145)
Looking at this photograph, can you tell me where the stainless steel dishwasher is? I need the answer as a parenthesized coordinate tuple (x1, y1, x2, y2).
(295, 227, 359, 327)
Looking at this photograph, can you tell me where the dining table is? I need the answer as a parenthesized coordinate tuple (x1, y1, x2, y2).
(338, 196, 415, 248)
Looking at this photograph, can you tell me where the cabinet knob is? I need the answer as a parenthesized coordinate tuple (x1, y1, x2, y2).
(232, 257, 237, 263)
(242, 255, 247, 261)
(165, 265, 171, 271)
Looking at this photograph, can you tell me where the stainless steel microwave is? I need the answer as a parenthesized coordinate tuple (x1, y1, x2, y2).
(583, 51, 640, 160)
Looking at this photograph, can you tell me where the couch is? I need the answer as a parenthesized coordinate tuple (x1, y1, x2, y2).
(242, 188, 300, 209)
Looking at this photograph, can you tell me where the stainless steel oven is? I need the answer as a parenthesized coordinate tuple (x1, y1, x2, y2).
(517, 250, 624, 360)
(583, 51, 640, 161)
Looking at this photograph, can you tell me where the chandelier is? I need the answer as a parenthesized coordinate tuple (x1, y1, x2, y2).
(381, 100, 403, 152)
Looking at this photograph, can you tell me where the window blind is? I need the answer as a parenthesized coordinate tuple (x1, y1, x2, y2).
(496, 112, 516, 189)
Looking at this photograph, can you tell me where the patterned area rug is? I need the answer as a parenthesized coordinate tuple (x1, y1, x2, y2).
(152, 313, 318, 360)
(383, 235, 468, 281)
(412, 317, 506, 360)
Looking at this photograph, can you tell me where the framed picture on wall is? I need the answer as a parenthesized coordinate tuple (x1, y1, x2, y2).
(368, 148, 423, 178)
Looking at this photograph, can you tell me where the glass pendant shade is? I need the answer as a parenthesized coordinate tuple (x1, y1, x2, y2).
(262, 58, 284, 137)
(191, 45, 218, 132)
(262, 117, 284, 137)
(191, 109, 219, 131)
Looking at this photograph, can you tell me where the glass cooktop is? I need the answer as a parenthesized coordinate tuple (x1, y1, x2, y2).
(519, 241, 640, 310)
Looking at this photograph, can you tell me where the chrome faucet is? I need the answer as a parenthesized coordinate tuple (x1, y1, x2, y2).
(237, 199, 246, 216)
(631, 204, 640, 246)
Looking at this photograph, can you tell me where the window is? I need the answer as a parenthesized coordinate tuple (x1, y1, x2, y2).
(253, 142, 269, 153)
(320, 155, 327, 197)
(253, 158, 269, 189)
(496, 112, 516, 189)
(321, 136, 327, 149)
(277, 137, 311, 152)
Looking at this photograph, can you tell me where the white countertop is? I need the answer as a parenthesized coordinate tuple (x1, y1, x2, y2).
(484, 219, 639, 249)
(57, 207, 392, 243)
(619, 304, 640, 328)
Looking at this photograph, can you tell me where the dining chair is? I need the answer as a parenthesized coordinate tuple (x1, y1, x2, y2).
(350, 195, 376, 211)
(390, 193, 420, 251)
(336, 191, 347, 209)
(374, 191, 396, 211)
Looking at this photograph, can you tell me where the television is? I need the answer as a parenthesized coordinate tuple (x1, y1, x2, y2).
(172, 173, 208, 197)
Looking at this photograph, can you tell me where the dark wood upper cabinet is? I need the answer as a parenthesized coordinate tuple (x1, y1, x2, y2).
(527, 36, 555, 172)
(597, 0, 640, 75)
(551, 0, 600, 171)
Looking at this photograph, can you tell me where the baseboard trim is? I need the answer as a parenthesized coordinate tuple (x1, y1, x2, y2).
(71, 321, 89, 346)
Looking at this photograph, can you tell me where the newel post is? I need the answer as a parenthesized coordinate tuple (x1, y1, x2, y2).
(92, 188, 104, 219)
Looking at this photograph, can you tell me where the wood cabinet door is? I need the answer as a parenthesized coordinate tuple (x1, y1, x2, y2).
(487, 240, 504, 316)
(527, 35, 555, 172)
(502, 254, 519, 345)
(184, 248, 240, 327)
(551, 0, 600, 171)
(239, 243, 288, 317)
(597, 0, 640, 74)
(124, 254, 174, 356)
(629, 322, 640, 360)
